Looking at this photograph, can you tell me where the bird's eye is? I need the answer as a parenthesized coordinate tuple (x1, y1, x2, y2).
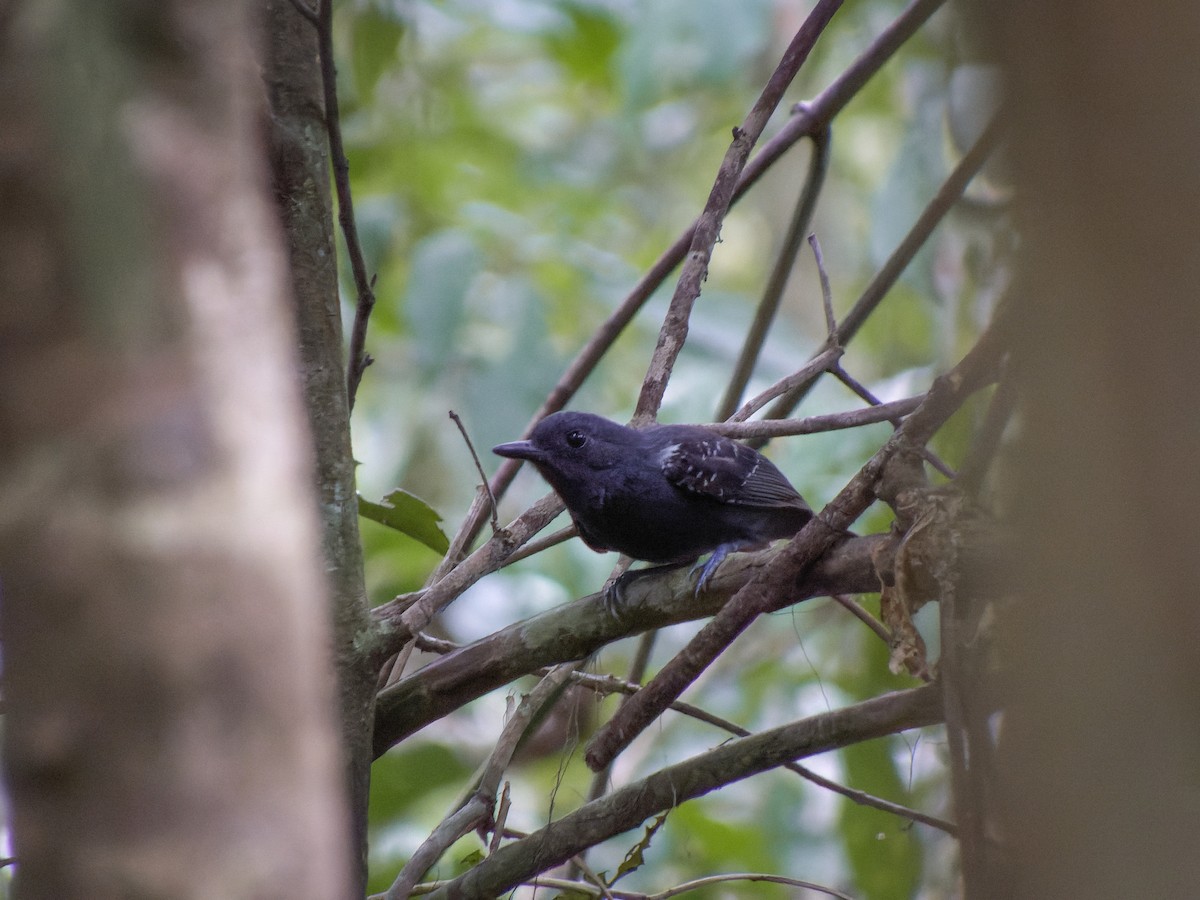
(565, 429, 588, 448)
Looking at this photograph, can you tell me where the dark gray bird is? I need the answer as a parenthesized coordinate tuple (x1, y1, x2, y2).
(493, 411, 812, 595)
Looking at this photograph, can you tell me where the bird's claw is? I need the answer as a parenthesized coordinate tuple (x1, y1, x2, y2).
(690, 546, 732, 597)
(602, 576, 629, 621)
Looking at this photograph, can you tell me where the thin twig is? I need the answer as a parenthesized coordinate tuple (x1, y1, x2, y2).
(830, 594, 893, 646)
(385, 797, 490, 900)
(653, 872, 856, 900)
(501, 524, 576, 566)
(437, 0, 949, 572)
(809, 233, 838, 340)
(731, 346, 844, 422)
(832, 365, 956, 479)
(712, 396, 923, 438)
(585, 323, 1005, 772)
(386, 663, 584, 898)
(448, 411, 500, 534)
(487, 782, 510, 853)
(810, 229, 958, 484)
(760, 108, 1008, 427)
(381, 493, 565, 638)
(569, 627, 659, 880)
(306, 0, 378, 410)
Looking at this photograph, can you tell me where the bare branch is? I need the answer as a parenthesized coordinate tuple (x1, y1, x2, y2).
(303, 0, 378, 409)
(386, 663, 584, 898)
(562, 668, 955, 835)
(760, 108, 1007, 424)
(634, 0, 845, 423)
(585, 322, 1006, 771)
(426, 685, 943, 898)
(731, 346, 844, 422)
(810, 233, 838, 340)
(441, 0, 950, 568)
(372, 533, 890, 755)
(449, 410, 500, 535)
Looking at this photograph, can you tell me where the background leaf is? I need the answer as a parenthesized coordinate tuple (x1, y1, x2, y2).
(358, 489, 449, 555)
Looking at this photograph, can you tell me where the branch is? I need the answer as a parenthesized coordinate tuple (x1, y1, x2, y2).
(585, 322, 1007, 771)
(633, 0, 844, 422)
(385, 663, 583, 899)
(426, 685, 944, 898)
(714, 120, 833, 420)
(305, 0, 378, 409)
(713, 396, 924, 437)
(372, 493, 564, 644)
(758, 107, 1008, 427)
(729, 346, 843, 421)
(442, 0, 948, 561)
(372, 533, 890, 756)
(562, 670, 955, 835)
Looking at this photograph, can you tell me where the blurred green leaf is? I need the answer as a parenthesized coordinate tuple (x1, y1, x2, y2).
(358, 489, 449, 555)
(350, 6, 406, 106)
(542, 5, 621, 88)
(838, 737, 923, 900)
(368, 743, 471, 827)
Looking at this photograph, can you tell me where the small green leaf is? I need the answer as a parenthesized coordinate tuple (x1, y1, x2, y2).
(358, 489, 449, 555)
(456, 848, 485, 869)
(612, 811, 669, 885)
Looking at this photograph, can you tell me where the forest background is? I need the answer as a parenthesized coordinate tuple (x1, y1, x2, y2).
(2, 0, 1199, 898)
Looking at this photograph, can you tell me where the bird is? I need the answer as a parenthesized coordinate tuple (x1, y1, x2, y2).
(492, 411, 812, 599)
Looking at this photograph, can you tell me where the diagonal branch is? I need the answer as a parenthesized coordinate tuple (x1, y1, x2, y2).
(757, 108, 1008, 430)
(425, 685, 943, 899)
(633, 0, 844, 423)
(562, 669, 956, 835)
(444, 0, 949, 563)
(384, 662, 584, 899)
(372, 533, 891, 755)
(585, 320, 1008, 771)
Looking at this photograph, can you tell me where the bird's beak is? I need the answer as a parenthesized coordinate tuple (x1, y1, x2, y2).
(492, 440, 541, 461)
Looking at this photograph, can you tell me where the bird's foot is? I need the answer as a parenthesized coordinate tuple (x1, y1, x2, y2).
(690, 542, 763, 597)
(689, 546, 730, 597)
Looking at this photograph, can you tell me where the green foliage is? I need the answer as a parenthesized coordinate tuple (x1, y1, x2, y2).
(338, 0, 1002, 894)
(366, 743, 476, 893)
(368, 743, 470, 826)
(348, 4, 406, 107)
(357, 489, 449, 555)
(838, 738, 924, 900)
(611, 811, 669, 886)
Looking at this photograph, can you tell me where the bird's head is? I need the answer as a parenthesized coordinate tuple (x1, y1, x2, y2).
(492, 411, 634, 489)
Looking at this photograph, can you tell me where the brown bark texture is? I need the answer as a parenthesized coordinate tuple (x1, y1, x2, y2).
(983, 2, 1200, 897)
(259, 0, 378, 892)
(0, 2, 352, 897)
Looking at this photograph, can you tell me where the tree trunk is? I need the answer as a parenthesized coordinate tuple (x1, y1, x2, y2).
(260, 1, 379, 892)
(985, 2, 1200, 897)
(0, 2, 351, 896)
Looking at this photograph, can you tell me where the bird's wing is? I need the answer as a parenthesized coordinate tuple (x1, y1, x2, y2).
(659, 433, 807, 508)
